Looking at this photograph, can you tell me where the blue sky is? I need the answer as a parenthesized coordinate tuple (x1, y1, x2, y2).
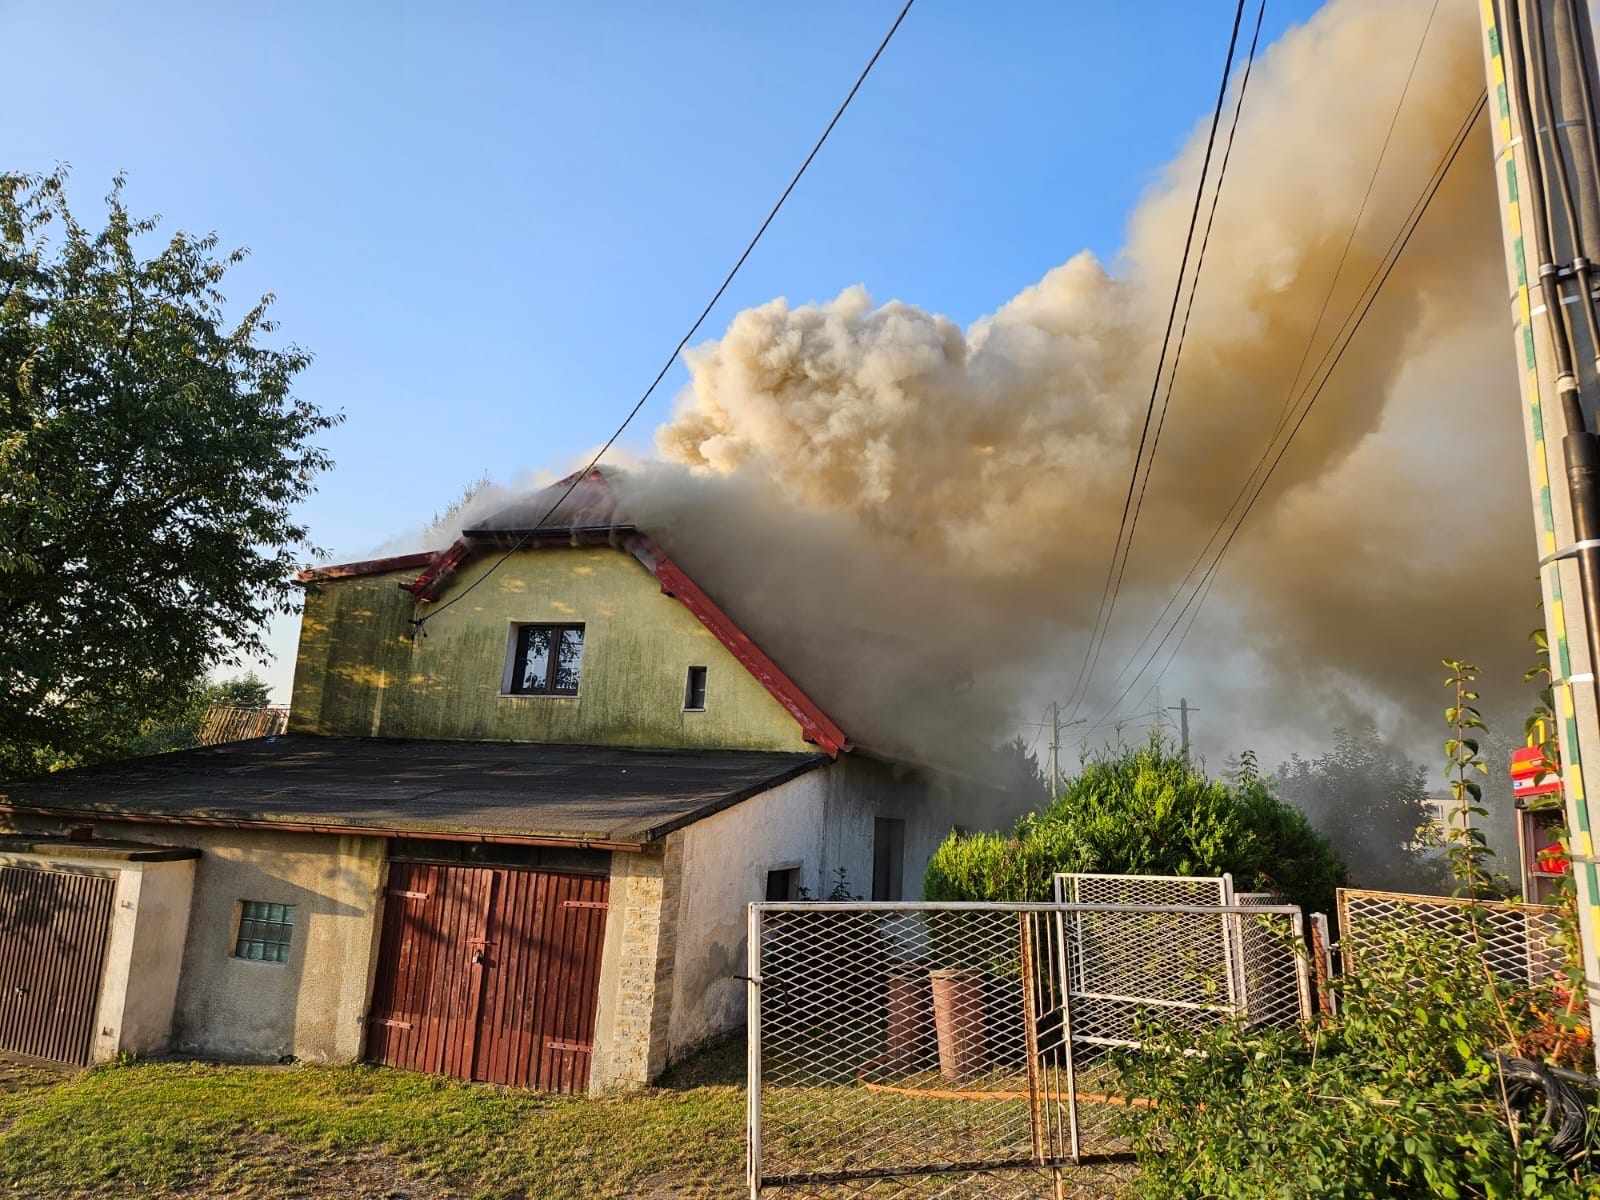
(7, 0, 1327, 696)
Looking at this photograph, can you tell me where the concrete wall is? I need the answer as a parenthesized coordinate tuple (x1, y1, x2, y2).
(667, 769, 829, 1059)
(602, 755, 1029, 1083)
(111, 857, 197, 1057)
(290, 548, 812, 753)
(589, 843, 679, 1092)
(94, 822, 387, 1064)
(818, 755, 1031, 903)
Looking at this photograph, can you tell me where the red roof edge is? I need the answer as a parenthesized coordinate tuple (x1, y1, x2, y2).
(623, 533, 851, 758)
(404, 538, 474, 601)
(296, 551, 438, 584)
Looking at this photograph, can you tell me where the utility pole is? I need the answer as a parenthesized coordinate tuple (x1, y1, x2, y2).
(1047, 701, 1060, 797)
(1166, 698, 1196, 761)
(1479, 0, 1600, 1068)
(1040, 702, 1084, 797)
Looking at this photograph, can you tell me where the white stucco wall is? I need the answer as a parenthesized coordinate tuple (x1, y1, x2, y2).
(666, 768, 829, 1059)
(110, 857, 197, 1056)
(661, 753, 1028, 1066)
(100, 822, 387, 1064)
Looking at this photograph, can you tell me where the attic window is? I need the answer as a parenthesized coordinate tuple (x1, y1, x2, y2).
(684, 665, 708, 711)
(507, 624, 585, 696)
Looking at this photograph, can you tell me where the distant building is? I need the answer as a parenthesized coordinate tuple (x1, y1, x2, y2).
(0, 469, 1028, 1091)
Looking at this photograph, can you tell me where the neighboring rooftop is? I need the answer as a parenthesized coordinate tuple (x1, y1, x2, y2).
(0, 734, 829, 849)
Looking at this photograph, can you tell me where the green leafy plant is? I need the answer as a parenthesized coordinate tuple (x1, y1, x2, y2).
(924, 737, 1346, 915)
(1444, 658, 1498, 898)
(1119, 921, 1598, 1198)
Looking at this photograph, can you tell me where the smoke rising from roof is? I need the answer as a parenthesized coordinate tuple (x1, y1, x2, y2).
(383, 0, 1534, 798)
(638, 0, 1533, 772)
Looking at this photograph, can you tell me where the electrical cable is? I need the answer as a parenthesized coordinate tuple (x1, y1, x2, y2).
(1077, 90, 1488, 743)
(1104, 0, 1267, 681)
(411, 0, 917, 630)
(1104, 0, 1443, 697)
(1060, 0, 1252, 722)
(1522, 0, 1600, 386)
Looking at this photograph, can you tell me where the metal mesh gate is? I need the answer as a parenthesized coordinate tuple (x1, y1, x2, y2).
(748, 901, 1311, 1197)
(1338, 887, 1569, 988)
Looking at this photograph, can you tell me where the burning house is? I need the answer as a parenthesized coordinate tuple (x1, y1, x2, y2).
(0, 469, 1028, 1090)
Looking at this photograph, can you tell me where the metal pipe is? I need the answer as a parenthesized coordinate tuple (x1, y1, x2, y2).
(1527, 0, 1600, 376)
(1505, 0, 1587, 433)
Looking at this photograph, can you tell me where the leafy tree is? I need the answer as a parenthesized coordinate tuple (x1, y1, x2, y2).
(1, 169, 335, 777)
(29, 672, 274, 768)
(926, 737, 1346, 916)
(993, 734, 1047, 803)
(1274, 720, 1446, 894)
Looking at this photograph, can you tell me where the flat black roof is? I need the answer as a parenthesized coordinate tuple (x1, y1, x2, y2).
(0, 734, 829, 847)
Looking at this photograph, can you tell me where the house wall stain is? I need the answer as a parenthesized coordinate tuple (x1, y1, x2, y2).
(290, 548, 813, 752)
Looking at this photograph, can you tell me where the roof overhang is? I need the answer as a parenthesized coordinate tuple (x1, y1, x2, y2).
(0, 802, 651, 852)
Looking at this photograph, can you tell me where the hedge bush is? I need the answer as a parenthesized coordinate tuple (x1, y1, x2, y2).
(1118, 920, 1599, 1198)
(925, 738, 1346, 915)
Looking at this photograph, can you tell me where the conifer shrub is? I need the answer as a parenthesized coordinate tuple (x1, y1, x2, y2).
(925, 738, 1346, 915)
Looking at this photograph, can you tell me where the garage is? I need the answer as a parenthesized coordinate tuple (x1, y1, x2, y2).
(366, 859, 610, 1093)
(0, 866, 115, 1065)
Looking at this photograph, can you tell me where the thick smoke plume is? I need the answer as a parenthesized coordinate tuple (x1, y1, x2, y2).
(386, 0, 1536, 833)
(638, 0, 1533, 780)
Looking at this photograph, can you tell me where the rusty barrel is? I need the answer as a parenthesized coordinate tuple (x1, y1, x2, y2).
(884, 971, 934, 1074)
(929, 968, 987, 1081)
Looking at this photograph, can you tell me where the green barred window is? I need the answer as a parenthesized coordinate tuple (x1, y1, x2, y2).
(234, 901, 295, 963)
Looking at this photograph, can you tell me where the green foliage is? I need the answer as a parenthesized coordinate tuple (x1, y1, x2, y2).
(1444, 658, 1500, 898)
(925, 737, 1346, 914)
(1120, 922, 1599, 1199)
(0, 168, 336, 778)
(1276, 720, 1447, 894)
(35, 672, 275, 770)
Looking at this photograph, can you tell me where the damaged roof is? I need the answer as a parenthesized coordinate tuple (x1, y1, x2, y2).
(294, 468, 852, 758)
(0, 734, 829, 849)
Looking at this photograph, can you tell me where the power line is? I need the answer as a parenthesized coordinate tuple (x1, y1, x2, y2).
(1060, 0, 1253, 721)
(1103, 0, 1443, 698)
(1099, 0, 1268, 691)
(1078, 89, 1488, 743)
(412, 0, 917, 630)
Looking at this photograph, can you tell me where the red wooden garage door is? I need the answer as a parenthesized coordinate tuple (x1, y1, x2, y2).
(0, 867, 115, 1066)
(366, 863, 609, 1092)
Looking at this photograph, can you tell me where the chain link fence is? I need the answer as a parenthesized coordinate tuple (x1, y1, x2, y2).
(1337, 887, 1569, 988)
(748, 900, 1310, 1198)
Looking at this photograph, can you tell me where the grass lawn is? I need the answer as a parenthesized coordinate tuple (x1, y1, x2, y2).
(0, 1042, 1134, 1199)
(0, 1042, 747, 1199)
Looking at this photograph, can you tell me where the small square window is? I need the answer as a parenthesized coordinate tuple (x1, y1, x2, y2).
(684, 665, 708, 711)
(235, 900, 295, 963)
(507, 623, 584, 696)
(765, 867, 801, 901)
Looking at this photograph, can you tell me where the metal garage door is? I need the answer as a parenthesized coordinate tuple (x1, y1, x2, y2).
(0, 867, 115, 1065)
(365, 863, 609, 1093)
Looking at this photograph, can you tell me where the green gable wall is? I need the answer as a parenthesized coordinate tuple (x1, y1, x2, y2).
(289, 546, 815, 753)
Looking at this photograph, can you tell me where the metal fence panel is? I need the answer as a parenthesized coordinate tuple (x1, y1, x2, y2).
(1337, 887, 1568, 987)
(1054, 872, 1230, 907)
(749, 901, 1311, 1198)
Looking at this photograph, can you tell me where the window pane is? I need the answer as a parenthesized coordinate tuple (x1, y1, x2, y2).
(235, 900, 294, 962)
(685, 665, 707, 710)
(518, 627, 552, 692)
(553, 627, 584, 693)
